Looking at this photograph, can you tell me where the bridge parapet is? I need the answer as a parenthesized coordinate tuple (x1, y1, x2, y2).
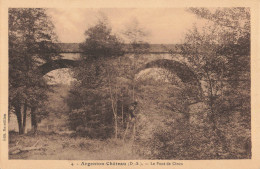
(56, 43, 183, 54)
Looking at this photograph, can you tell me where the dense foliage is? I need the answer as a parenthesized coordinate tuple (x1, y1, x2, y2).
(136, 7, 251, 159)
(67, 20, 132, 139)
(9, 8, 59, 134)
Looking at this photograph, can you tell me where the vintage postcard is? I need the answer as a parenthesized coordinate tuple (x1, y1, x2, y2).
(0, 0, 260, 169)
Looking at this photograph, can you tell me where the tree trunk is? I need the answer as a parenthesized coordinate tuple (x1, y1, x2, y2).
(121, 104, 124, 124)
(209, 111, 229, 157)
(114, 115, 118, 139)
(31, 107, 38, 134)
(206, 71, 214, 113)
(132, 85, 135, 101)
(123, 121, 130, 141)
(14, 104, 24, 135)
(107, 76, 118, 139)
(132, 123, 136, 141)
(22, 103, 27, 134)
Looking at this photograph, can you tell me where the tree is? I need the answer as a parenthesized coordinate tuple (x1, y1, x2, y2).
(179, 7, 250, 157)
(184, 7, 250, 120)
(188, 8, 250, 84)
(122, 19, 150, 101)
(80, 18, 124, 60)
(9, 8, 59, 134)
(68, 18, 127, 139)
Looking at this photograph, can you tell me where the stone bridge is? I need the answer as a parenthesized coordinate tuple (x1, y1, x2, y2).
(38, 43, 198, 83)
(37, 43, 202, 103)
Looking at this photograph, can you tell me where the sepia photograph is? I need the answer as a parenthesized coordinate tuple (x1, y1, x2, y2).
(6, 7, 252, 161)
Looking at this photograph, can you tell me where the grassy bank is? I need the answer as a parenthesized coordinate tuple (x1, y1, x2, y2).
(9, 131, 141, 160)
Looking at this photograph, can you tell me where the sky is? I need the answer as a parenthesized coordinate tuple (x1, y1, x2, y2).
(47, 8, 206, 44)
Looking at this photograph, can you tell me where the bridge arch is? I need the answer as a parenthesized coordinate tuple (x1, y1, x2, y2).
(136, 59, 202, 102)
(137, 59, 199, 84)
(37, 59, 79, 75)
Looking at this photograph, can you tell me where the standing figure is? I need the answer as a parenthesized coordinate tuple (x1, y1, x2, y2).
(123, 102, 138, 142)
